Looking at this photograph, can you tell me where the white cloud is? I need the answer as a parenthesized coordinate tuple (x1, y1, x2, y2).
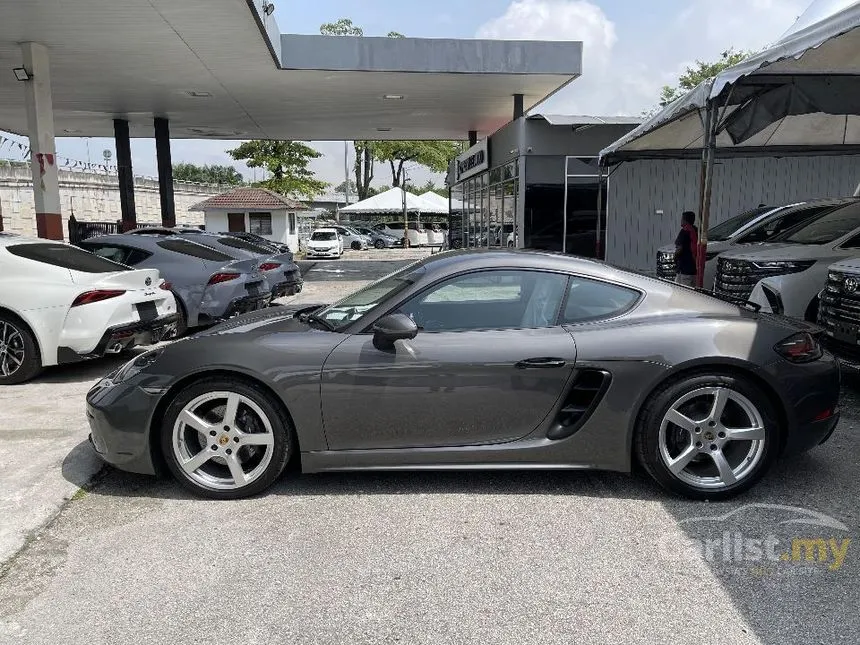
(477, 0, 806, 116)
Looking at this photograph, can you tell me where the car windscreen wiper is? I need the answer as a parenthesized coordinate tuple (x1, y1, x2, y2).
(296, 306, 336, 331)
(697, 289, 761, 312)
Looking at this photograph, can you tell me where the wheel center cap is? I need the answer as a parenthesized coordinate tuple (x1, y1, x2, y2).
(705, 431, 715, 441)
(218, 435, 230, 446)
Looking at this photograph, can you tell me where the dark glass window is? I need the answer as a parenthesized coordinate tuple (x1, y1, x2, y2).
(157, 239, 233, 262)
(7, 243, 128, 273)
(249, 213, 273, 235)
(736, 205, 835, 244)
(216, 237, 270, 254)
(562, 277, 640, 324)
(81, 243, 152, 266)
(774, 202, 860, 245)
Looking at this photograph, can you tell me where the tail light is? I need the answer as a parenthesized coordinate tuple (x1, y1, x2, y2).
(159, 280, 172, 291)
(71, 290, 126, 307)
(259, 262, 281, 271)
(774, 332, 823, 363)
(207, 272, 240, 285)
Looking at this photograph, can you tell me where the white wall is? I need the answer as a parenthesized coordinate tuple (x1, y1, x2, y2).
(0, 163, 222, 239)
(202, 208, 300, 251)
(606, 155, 860, 272)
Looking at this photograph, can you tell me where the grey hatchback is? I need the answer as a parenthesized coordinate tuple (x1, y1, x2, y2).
(87, 250, 840, 501)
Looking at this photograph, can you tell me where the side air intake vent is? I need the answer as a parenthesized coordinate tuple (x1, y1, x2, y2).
(547, 369, 611, 440)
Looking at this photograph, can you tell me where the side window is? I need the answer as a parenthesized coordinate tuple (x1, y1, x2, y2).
(737, 206, 830, 243)
(87, 244, 130, 264)
(397, 270, 568, 332)
(841, 233, 860, 249)
(157, 239, 233, 262)
(562, 277, 640, 324)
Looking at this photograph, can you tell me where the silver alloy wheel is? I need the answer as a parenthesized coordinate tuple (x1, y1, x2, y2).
(0, 321, 25, 378)
(172, 391, 275, 490)
(658, 386, 766, 489)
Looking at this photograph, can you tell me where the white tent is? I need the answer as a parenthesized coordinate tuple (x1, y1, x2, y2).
(339, 187, 441, 214)
(601, 0, 860, 161)
(419, 191, 463, 213)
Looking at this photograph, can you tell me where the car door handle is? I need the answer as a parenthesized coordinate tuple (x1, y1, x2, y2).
(515, 357, 567, 369)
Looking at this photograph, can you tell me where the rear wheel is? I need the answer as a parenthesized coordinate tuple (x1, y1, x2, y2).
(374, 239, 385, 249)
(452, 239, 462, 249)
(161, 378, 292, 499)
(172, 296, 188, 338)
(635, 373, 779, 500)
(351, 241, 362, 251)
(0, 314, 41, 385)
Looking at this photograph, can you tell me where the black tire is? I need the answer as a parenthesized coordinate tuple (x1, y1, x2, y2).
(452, 239, 462, 249)
(0, 313, 42, 385)
(160, 377, 293, 499)
(351, 240, 362, 251)
(374, 239, 385, 249)
(635, 372, 780, 501)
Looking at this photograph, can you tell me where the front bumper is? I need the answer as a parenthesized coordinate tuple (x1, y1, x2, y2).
(57, 313, 179, 364)
(86, 373, 163, 475)
(307, 248, 340, 258)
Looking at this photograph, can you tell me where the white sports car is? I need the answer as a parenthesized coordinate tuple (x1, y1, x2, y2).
(0, 233, 178, 384)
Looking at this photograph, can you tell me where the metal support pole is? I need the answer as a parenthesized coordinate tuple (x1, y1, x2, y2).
(113, 119, 136, 231)
(513, 94, 524, 121)
(343, 141, 350, 206)
(562, 156, 569, 254)
(697, 102, 718, 288)
(596, 164, 604, 260)
(154, 117, 175, 228)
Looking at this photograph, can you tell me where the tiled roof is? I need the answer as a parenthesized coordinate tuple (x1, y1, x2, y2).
(191, 187, 309, 211)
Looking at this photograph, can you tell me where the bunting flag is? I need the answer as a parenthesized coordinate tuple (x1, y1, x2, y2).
(0, 134, 120, 174)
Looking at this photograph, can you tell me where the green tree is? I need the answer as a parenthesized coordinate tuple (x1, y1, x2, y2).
(172, 162, 244, 185)
(659, 48, 752, 107)
(227, 141, 327, 199)
(373, 141, 459, 188)
(320, 18, 363, 36)
(406, 180, 448, 197)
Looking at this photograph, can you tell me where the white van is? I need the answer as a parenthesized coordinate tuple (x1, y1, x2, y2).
(374, 222, 429, 247)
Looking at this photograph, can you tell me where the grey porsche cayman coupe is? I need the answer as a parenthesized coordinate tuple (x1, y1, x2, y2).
(86, 250, 840, 501)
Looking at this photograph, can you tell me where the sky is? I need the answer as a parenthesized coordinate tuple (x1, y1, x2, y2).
(1, 0, 814, 191)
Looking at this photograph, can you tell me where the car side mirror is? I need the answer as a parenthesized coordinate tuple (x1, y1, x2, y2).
(373, 313, 418, 350)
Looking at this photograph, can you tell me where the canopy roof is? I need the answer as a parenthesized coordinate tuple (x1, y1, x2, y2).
(601, 0, 860, 162)
(0, 1, 581, 141)
(339, 187, 444, 214)
(419, 191, 464, 212)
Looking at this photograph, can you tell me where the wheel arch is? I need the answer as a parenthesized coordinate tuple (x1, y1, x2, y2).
(148, 368, 301, 475)
(627, 358, 790, 466)
(0, 305, 44, 365)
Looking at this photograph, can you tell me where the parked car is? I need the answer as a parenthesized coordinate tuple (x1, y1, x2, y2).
(714, 197, 860, 320)
(355, 226, 401, 249)
(129, 228, 302, 299)
(655, 202, 826, 284)
(0, 233, 177, 384)
(220, 231, 291, 255)
(374, 222, 428, 247)
(79, 233, 272, 335)
(333, 225, 369, 251)
(87, 249, 839, 501)
(423, 223, 446, 246)
(819, 258, 860, 365)
(306, 228, 344, 258)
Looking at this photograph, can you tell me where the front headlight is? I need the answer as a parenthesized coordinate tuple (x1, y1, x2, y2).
(113, 347, 165, 383)
(751, 260, 816, 273)
(658, 251, 675, 262)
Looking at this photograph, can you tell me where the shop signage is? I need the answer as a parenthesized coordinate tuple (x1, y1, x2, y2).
(455, 139, 489, 182)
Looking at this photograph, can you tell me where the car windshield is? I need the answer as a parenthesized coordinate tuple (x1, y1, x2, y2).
(311, 232, 337, 241)
(772, 202, 860, 245)
(314, 266, 423, 329)
(708, 207, 771, 241)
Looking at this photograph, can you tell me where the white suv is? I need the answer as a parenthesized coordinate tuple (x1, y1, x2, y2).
(714, 198, 860, 320)
(655, 202, 825, 286)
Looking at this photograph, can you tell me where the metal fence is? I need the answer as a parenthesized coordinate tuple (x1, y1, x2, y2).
(67, 218, 122, 245)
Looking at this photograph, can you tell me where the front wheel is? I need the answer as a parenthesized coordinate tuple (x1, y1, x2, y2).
(635, 373, 779, 500)
(351, 241, 362, 251)
(374, 239, 385, 249)
(452, 239, 462, 249)
(161, 378, 293, 499)
(0, 314, 41, 385)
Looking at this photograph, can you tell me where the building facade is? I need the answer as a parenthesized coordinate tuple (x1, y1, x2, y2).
(447, 115, 640, 254)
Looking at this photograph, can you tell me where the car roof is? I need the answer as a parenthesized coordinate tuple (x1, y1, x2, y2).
(0, 233, 67, 248)
(80, 232, 217, 252)
(313, 227, 338, 233)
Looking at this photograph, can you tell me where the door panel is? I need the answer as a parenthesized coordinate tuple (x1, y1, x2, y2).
(321, 326, 577, 450)
(227, 212, 246, 232)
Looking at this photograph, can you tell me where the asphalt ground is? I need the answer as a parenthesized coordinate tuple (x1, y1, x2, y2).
(1, 249, 858, 645)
